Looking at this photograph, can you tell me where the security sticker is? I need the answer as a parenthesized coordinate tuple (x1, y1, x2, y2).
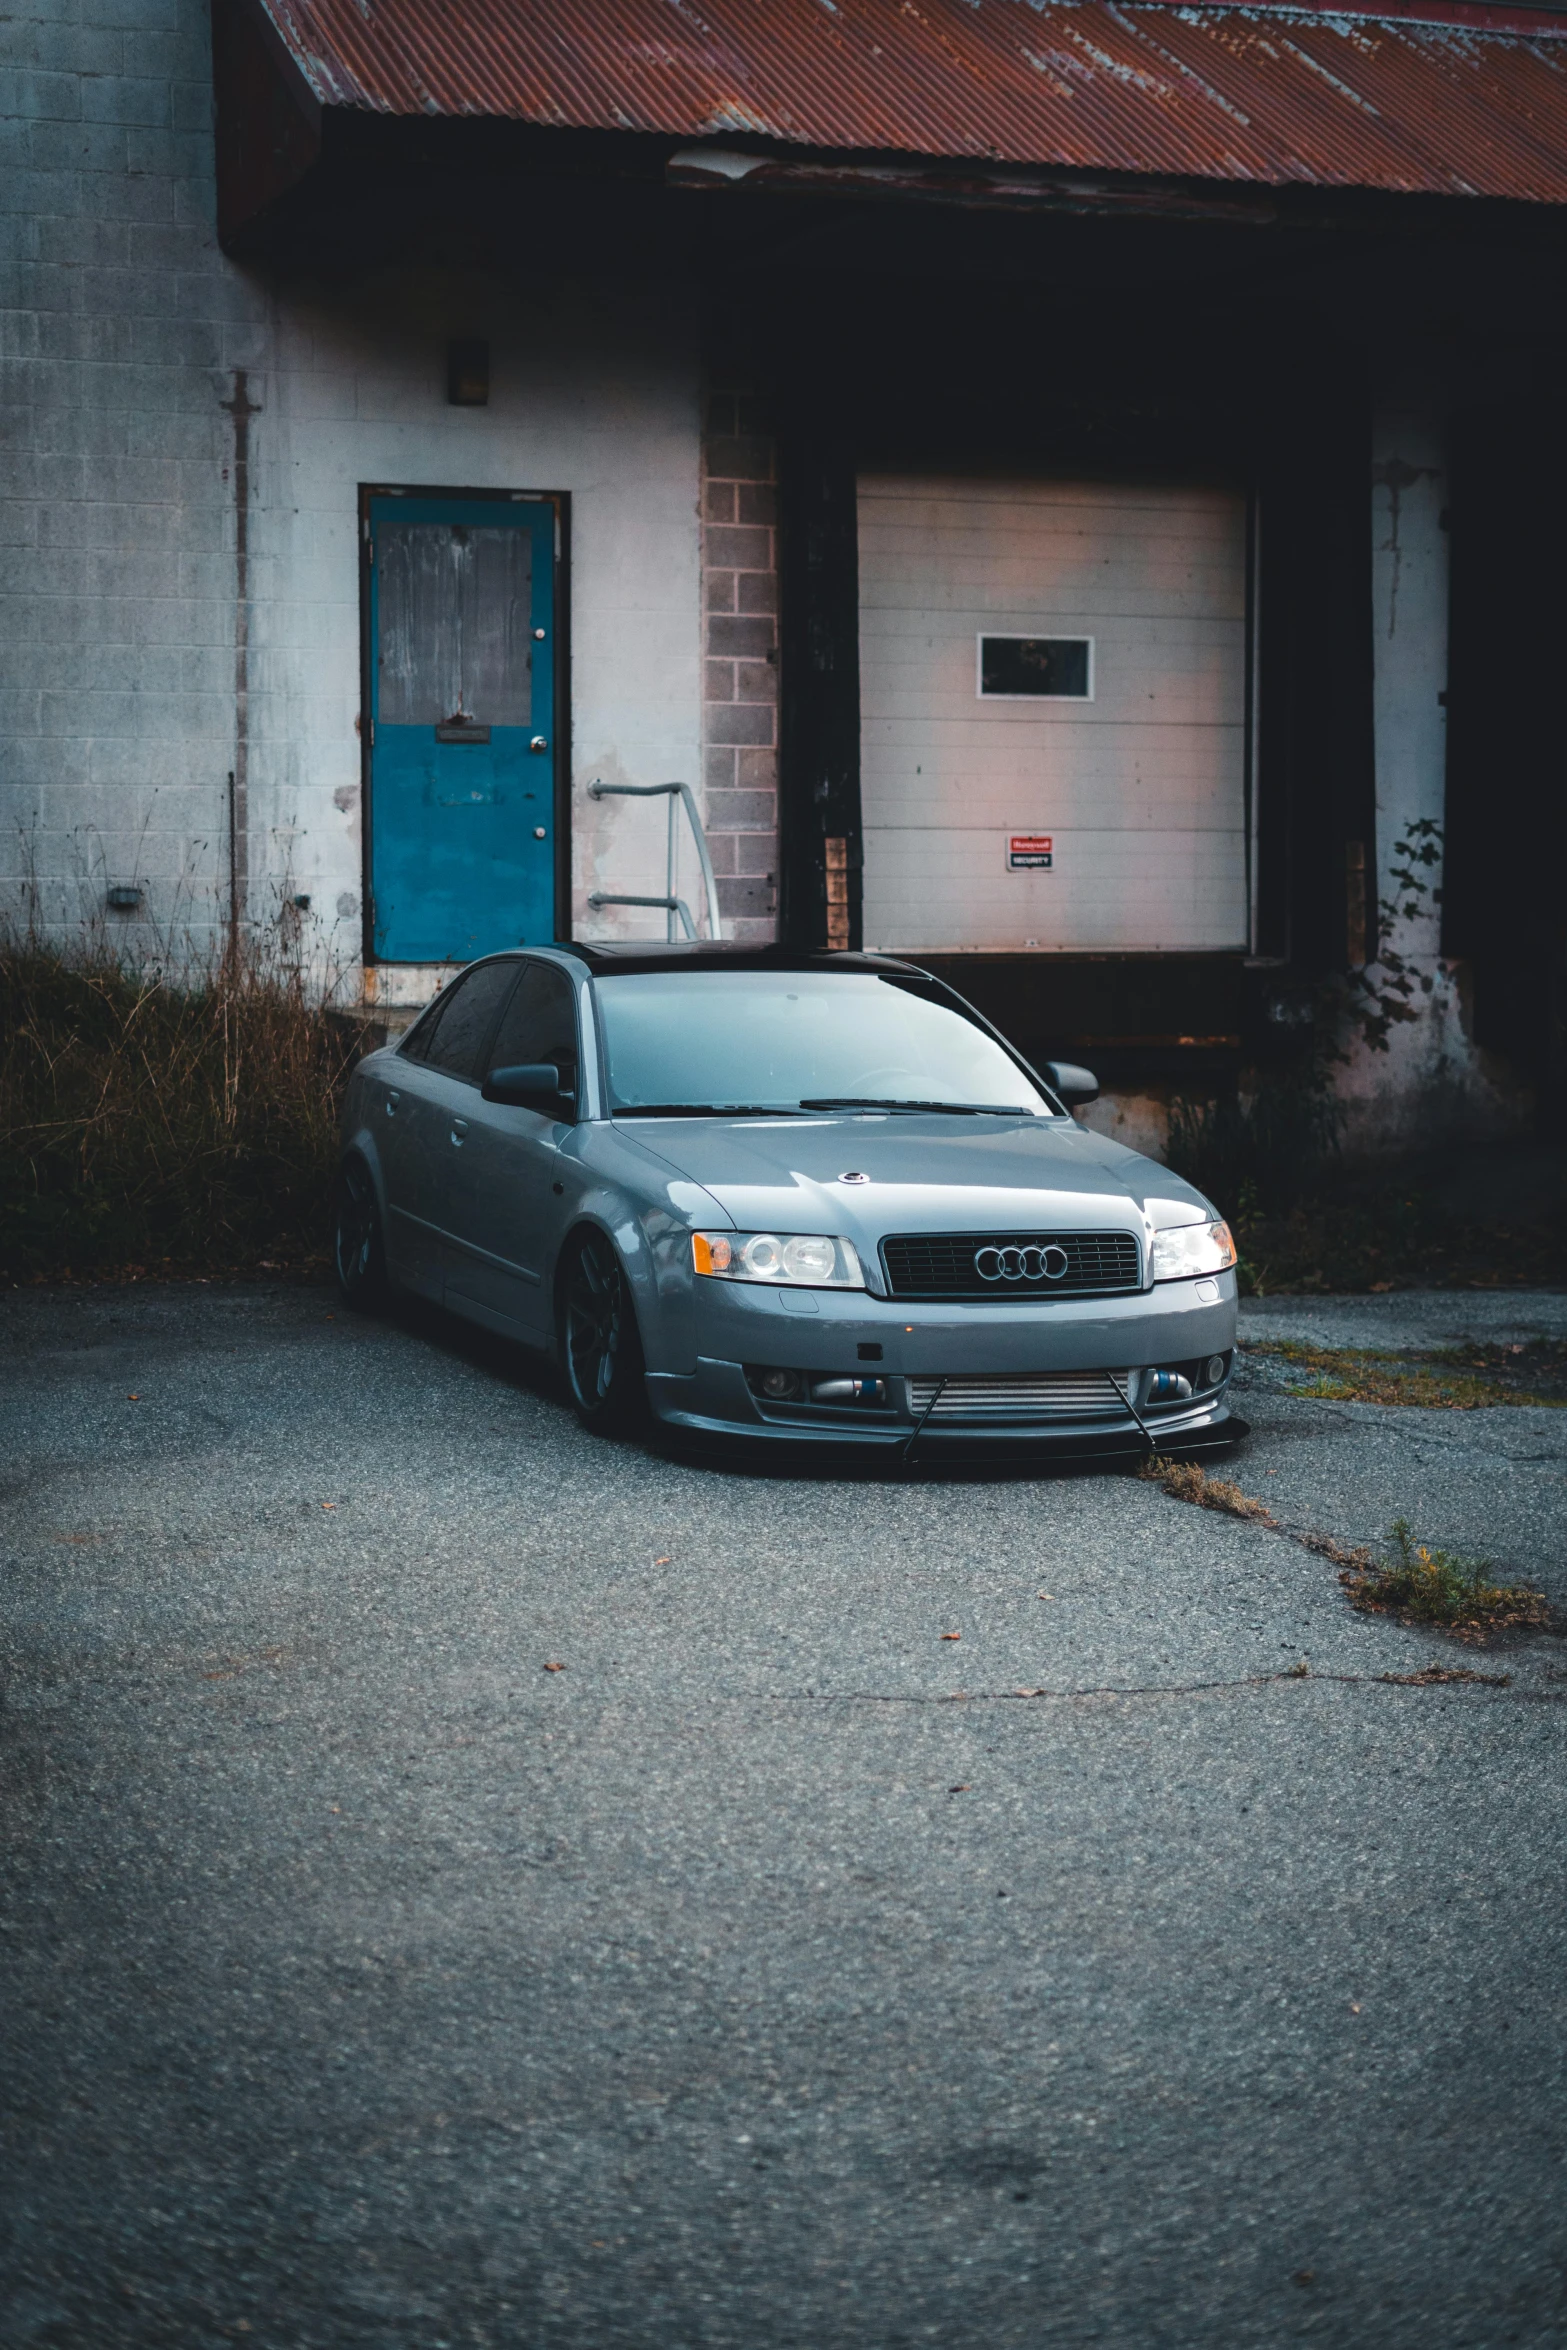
(1008, 834, 1053, 870)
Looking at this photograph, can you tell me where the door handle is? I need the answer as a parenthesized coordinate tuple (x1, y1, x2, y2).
(385, 1091, 401, 1115)
(450, 1118, 469, 1147)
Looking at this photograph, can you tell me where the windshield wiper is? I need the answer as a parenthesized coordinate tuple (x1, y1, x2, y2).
(613, 1103, 809, 1119)
(799, 1097, 1030, 1116)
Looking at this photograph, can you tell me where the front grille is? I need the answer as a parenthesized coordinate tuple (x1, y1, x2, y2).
(906, 1372, 1132, 1421)
(882, 1230, 1141, 1300)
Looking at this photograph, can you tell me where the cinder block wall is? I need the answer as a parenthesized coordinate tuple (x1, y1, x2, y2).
(700, 388, 779, 943)
(0, 0, 267, 955)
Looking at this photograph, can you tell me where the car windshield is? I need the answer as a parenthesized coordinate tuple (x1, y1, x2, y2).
(594, 970, 1054, 1116)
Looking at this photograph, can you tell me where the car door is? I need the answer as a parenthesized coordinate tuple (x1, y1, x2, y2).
(381, 959, 522, 1299)
(441, 958, 581, 1341)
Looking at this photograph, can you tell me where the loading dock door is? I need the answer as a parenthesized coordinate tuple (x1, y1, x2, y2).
(857, 475, 1248, 952)
(367, 494, 557, 964)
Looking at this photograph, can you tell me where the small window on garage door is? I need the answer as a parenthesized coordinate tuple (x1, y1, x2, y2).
(857, 474, 1248, 954)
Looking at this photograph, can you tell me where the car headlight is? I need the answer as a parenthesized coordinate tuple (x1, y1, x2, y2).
(692, 1231, 865, 1289)
(1149, 1218, 1237, 1282)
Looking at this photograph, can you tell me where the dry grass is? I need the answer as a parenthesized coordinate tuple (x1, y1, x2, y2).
(1, 930, 370, 1281)
(1340, 1520, 1552, 1636)
(1378, 1665, 1511, 1687)
(1254, 1340, 1567, 1410)
(1138, 1459, 1553, 1642)
(1231, 1188, 1567, 1296)
(1136, 1457, 1279, 1522)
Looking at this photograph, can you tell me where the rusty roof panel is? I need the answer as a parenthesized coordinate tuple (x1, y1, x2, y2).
(255, 0, 1567, 204)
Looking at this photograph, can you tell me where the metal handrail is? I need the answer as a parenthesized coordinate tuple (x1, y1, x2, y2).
(586, 779, 724, 942)
(586, 890, 697, 940)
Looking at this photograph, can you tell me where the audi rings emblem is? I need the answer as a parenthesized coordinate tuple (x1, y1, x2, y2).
(975, 1242, 1071, 1283)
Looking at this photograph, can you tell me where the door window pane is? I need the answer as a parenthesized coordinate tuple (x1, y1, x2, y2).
(377, 522, 533, 726)
(423, 960, 522, 1083)
(488, 963, 579, 1089)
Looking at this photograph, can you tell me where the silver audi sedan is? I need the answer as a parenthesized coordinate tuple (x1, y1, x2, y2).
(335, 945, 1244, 1459)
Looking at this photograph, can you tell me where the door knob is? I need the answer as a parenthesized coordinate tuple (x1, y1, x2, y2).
(534, 826, 547, 839)
(530, 735, 548, 752)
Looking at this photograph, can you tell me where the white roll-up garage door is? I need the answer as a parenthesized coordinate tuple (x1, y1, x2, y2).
(858, 474, 1249, 952)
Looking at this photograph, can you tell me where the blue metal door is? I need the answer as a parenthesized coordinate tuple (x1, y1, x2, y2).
(367, 494, 557, 963)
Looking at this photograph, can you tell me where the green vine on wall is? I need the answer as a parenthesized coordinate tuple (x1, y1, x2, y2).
(1341, 816, 1443, 1054)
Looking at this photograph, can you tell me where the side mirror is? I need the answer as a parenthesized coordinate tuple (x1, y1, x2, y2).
(1043, 1059, 1100, 1107)
(483, 1061, 575, 1114)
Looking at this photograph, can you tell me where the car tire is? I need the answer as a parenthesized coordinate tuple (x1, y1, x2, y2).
(333, 1155, 392, 1313)
(558, 1226, 648, 1434)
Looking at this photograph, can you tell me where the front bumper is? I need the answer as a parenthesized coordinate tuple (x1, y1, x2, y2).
(644, 1271, 1242, 1454)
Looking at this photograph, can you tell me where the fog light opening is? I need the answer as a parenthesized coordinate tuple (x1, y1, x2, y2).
(744, 1364, 891, 1410)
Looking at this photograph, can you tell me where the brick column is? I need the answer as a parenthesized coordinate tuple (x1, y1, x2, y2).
(701, 391, 779, 942)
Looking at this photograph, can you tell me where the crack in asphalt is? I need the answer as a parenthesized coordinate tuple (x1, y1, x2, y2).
(780, 1667, 1541, 1704)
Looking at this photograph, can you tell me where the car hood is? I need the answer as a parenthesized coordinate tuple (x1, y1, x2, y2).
(617, 1111, 1215, 1253)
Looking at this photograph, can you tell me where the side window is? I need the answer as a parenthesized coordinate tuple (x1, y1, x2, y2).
(420, 961, 521, 1083)
(487, 962, 580, 1093)
(398, 996, 444, 1064)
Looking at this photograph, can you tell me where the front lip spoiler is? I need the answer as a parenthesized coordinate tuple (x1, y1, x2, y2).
(656, 1401, 1248, 1459)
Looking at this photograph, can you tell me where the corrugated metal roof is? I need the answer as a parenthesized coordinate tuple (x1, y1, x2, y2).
(256, 0, 1567, 204)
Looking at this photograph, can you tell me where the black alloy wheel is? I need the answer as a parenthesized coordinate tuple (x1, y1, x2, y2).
(560, 1227, 647, 1432)
(333, 1156, 391, 1312)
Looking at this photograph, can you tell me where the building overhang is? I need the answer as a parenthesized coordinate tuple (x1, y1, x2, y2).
(213, 0, 1567, 259)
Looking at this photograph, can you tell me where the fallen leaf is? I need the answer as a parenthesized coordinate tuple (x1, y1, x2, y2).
(1037, 1592, 1055, 1601)
(1284, 1660, 1309, 1679)
(544, 1661, 565, 1673)
(1349, 2003, 1361, 2014)
(941, 1631, 961, 1642)
(127, 1393, 140, 1401)
(1368, 1280, 1393, 1293)
(653, 1555, 672, 1566)
(948, 1783, 970, 1794)
(321, 1502, 336, 1511)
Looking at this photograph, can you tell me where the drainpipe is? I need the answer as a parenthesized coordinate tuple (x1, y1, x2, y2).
(221, 370, 261, 970)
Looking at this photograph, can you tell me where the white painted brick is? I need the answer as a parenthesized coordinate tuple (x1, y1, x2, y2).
(169, 78, 209, 133)
(2, 28, 126, 75)
(29, 118, 128, 172)
(81, 72, 169, 126)
(10, 70, 84, 120)
(0, 309, 42, 357)
(98, 171, 175, 223)
(0, 169, 78, 217)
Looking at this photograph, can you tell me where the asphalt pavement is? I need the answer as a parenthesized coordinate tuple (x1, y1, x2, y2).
(2, 1279, 1565, 2349)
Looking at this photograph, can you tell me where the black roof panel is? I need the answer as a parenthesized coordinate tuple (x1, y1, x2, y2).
(558, 943, 927, 979)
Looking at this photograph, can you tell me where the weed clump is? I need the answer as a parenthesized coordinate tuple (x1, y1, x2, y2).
(1342, 1519, 1551, 1636)
(1256, 1340, 1566, 1410)
(1, 932, 371, 1281)
(1137, 1457, 1278, 1523)
(1165, 1072, 1342, 1218)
